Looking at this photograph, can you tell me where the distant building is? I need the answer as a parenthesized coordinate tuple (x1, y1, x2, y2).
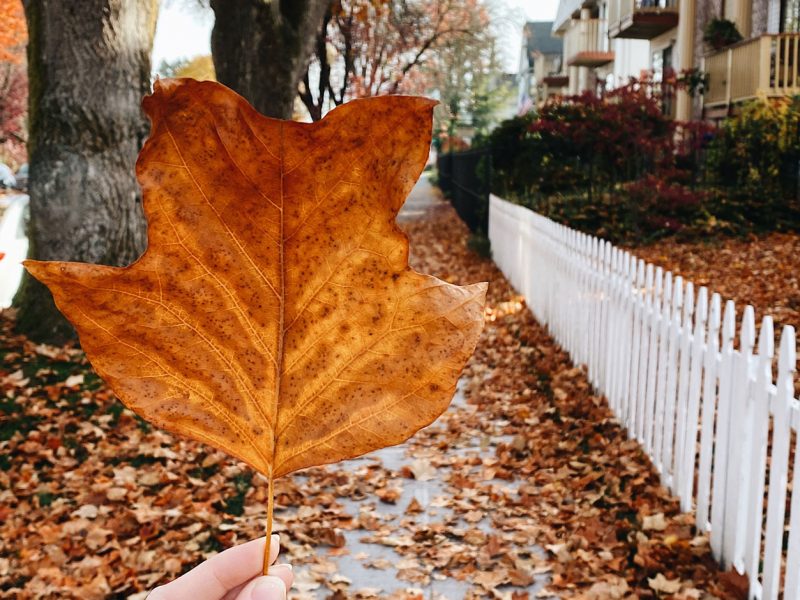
(553, 0, 800, 120)
(517, 22, 564, 112)
(698, 0, 800, 119)
(552, 0, 650, 97)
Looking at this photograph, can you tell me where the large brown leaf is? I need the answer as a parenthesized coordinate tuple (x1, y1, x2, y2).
(25, 79, 486, 562)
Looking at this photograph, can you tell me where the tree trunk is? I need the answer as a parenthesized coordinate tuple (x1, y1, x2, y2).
(14, 0, 158, 343)
(210, 0, 329, 119)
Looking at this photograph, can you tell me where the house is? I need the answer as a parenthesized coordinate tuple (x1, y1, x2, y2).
(606, 0, 685, 117)
(699, 0, 800, 119)
(554, 0, 799, 119)
(552, 0, 651, 96)
(517, 22, 564, 111)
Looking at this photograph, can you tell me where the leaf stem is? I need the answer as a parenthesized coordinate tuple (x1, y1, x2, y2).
(263, 474, 274, 575)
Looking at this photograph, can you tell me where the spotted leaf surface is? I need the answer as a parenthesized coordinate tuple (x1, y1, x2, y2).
(25, 78, 487, 480)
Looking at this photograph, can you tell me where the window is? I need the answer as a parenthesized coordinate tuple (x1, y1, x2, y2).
(652, 46, 674, 116)
(782, 0, 800, 32)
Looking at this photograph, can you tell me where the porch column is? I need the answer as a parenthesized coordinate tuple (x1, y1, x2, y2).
(676, 0, 697, 120)
(735, 0, 753, 38)
(579, 7, 592, 93)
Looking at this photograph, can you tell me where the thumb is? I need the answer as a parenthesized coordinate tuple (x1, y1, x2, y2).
(234, 574, 290, 600)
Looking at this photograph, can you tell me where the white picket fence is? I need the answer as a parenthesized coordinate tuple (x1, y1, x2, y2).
(488, 194, 800, 599)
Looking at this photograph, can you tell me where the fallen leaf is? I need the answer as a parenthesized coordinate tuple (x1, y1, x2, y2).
(25, 79, 486, 567)
(376, 486, 402, 504)
(405, 497, 423, 514)
(545, 543, 572, 564)
(463, 509, 484, 523)
(586, 577, 629, 599)
(85, 527, 112, 550)
(105, 487, 128, 501)
(642, 512, 668, 531)
(718, 568, 749, 599)
(72, 504, 98, 520)
(473, 568, 510, 590)
(648, 573, 682, 594)
(2, 369, 28, 387)
(408, 458, 437, 481)
(64, 374, 84, 387)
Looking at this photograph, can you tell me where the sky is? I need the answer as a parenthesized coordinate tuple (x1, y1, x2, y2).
(151, 0, 560, 74)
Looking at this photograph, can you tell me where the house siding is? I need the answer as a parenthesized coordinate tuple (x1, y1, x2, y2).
(752, 0, 771, 34)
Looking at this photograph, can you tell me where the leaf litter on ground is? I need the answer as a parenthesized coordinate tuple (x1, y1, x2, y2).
(0, 192, 745, 599)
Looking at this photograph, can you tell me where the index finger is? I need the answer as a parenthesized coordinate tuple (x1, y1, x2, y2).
(149, 534, 281, 600)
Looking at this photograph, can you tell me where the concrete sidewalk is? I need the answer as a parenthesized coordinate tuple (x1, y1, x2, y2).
(285, 175, 549, 600)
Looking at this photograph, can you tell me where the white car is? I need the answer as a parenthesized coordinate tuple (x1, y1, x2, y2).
(0, 194, 29, 308)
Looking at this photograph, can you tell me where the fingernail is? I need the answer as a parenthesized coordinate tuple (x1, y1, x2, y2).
(251, 576, 286, 600)
(274, 563, 292, 571)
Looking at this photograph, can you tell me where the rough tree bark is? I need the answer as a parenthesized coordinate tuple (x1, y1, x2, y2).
(210, 0, 330, 119)
(14, 0, 159, 343)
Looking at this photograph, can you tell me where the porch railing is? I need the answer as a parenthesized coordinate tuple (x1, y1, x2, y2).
(705, 33, 800, 107)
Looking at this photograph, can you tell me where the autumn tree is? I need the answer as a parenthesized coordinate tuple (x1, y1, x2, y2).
(421, 4, 507, 139)
(177, 55, 215, 80)
(210, 0, 330, 119)
(0, 63, 27, 167)
(0, 0, 26, 63)
(14, 0, 159, 343)
(0, 0, 27, 167)
(298, 0, 489, 121)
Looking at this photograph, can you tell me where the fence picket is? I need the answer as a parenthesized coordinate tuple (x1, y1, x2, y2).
(677, 286, 708, 511)
(653, 272, 673, 464)
(672, 282, 695, 495)
(644, 268, 664, 453)
(637, 264, 655, 444)
(763, 326, 797, 600)
(606, 247, 620, 412)
(697, 293, 722, 531)
(626, 260, 646, 436)
(660, 276, 683, 481)
(711, 301, 737, 559)
(487, 196, 800, 597)
(619, 252, 635, 424)
(785, 414, 800, 599)
(599, 242, 612, 396)
(723, 306, 755, 569)
(745, 316, 774, 595)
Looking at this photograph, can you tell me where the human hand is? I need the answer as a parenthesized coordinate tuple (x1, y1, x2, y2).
(148, 534, 293, 600)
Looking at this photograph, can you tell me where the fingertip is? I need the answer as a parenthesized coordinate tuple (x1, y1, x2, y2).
(249, 575, 287, 600)
(268, 533, 281, 564)
(268, 563, 294, 590)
